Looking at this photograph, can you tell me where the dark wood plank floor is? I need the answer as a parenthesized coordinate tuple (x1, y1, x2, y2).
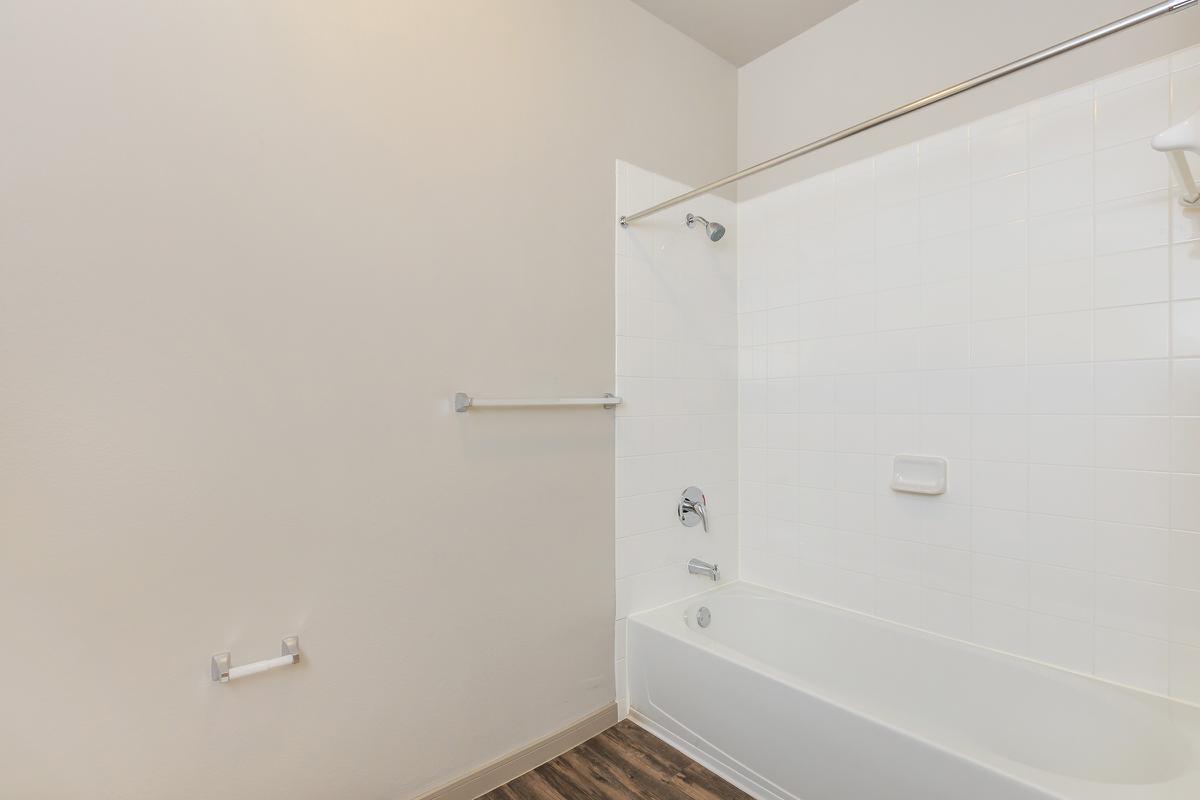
(480, 719, 754, 800)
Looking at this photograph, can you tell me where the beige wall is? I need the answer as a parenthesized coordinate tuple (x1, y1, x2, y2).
(0, 2, 735, 798)
(738, 0, 1200, 199)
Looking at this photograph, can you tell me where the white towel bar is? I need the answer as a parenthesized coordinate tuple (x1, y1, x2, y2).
(454, 392, 621, 412)
(212, 636, 300, 683)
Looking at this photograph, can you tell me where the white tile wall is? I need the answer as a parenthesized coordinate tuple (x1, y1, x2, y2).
(738, 48, 1200, 703)
(615, 161, 739, 716)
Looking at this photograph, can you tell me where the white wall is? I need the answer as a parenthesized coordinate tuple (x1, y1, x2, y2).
(614, 161, 739, 716)
(738, 48, 1200, 701)
(739, 0, 1200, 199)
(0, 3, 735, 798)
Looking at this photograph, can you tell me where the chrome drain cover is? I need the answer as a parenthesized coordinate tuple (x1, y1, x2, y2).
(697, 606, 711, 628)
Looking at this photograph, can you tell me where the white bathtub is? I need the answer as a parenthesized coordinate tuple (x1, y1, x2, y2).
(627, 582, 1200, 800)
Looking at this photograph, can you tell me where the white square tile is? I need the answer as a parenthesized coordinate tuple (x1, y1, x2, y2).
(971, 366, 1027, 414)
(972, 554, 1028, 607)
(1174, 299, 1200, 357)
(874, 330, 922, 372)
(1029, 257, 1092, 315)
(1095, 469, 1170, 528)
(875, 414, 921, 455)
(873, 371, 916, 417)
(1095, 575, 1169, 638)
(972, 507, 1029, 560)
(1095, 416, 1170, 471)
(1094, 139, 1169, 203)
(1029, 208, 1091, 266)
(876, 148, 920, 207)
(971, 318, 1026, 367)
(1028, 464, 1094, 519)
(617, 336, 655, 377)
(1029, 563, 1093, 621)
(1170, 588, 1200, 646)
(920, 188, 971, 240)
(920, 325, 971, 370)
(876, 285, 924, 331)
(972, 172, 1027, 226)
(1029, 100, 1093, 167)
(1095, 522, 1169, 583)
(1028, 415, 1093, 466)
(876, 201, 920, 248)
(921, 370, 971, 414)
(972, 414, 1028, 463)
(1094, 247, 1169, 308)
(1170, 531, 1200, 590)
(922, 232, 971, 283)
(921, 545, 971, 595)
(1093, 360, 1170, 415)
(923, 279, 971, 327)
(1094, 193, 1170, 256)
(1094, 76, 1169, 149)
(1028, 311, 1091, 365)
(1093, 304, 1169, 361)
(972, 461, 1028, 512)
(973, 220, 1028, 272)
(877, 538, 922, 583)
(1172, 417, 1200, 473)
(1172, 359, 1200, 415)
(920, 129, 971, 196)
(1029, 513, 1093, 571)
(1172, 477, 1200, 534)
(971, 266, 1027, 321)
(1174, 241, 1200, 300)
(971, 122, 1026, 183)
(836, 374, 877, 413)
(921, 414, 972, 460)
(1028, 364, 1092, 414)
(616, 417, 654, 457)
(1028, 155, 1092, 216)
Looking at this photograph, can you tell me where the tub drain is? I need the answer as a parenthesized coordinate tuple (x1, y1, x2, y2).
(696, 606, 711, 628)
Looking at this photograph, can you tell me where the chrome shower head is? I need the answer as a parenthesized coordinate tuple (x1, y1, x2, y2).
(686, 213, 726, 242)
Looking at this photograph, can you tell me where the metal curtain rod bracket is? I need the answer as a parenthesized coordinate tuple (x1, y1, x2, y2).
(618, 0, 1199, 227)
(454, 392, 622, 412)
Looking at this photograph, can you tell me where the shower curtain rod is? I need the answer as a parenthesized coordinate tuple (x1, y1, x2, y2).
(619, 0, 1198, 227)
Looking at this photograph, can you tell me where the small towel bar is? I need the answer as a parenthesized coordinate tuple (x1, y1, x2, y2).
(212, 636, 300, 683)
(454, 392, 622, 412)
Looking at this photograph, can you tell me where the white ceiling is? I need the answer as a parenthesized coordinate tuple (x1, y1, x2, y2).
(630, 0, 858, 66)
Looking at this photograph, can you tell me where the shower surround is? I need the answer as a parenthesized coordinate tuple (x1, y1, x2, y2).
(737, 48, 1200, 701)
(619, 45, 1200, 717)
(615, 161, 739, 716)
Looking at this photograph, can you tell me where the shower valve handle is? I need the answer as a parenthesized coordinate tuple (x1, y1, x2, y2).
(678, 486, 709, 532)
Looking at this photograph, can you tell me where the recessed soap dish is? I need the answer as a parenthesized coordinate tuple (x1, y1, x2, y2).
(891, 455, 947, 495)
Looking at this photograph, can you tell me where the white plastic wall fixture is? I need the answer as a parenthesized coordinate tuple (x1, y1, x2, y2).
(1152, 110, 1200, 206)
(890, 455, 947, 496)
